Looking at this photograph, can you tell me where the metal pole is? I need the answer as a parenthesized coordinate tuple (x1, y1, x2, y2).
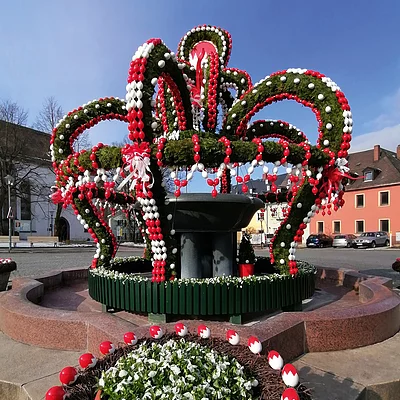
(8, 183, 11, 253)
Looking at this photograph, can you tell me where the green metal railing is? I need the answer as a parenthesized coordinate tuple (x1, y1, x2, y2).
(88, 272, 315, 316)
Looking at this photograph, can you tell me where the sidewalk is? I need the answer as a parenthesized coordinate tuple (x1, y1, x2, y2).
(0, 328, 399, 399)
(0, 242, 146, 253)
(293, 331, 400, 399)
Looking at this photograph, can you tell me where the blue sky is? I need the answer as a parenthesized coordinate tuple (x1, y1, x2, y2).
(1, 0, 400, 191)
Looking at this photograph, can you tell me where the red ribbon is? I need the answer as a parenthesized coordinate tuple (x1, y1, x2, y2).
(319, 167, 362, 202)
(191, 48, 205, 106)
(51, 189, 63, 204)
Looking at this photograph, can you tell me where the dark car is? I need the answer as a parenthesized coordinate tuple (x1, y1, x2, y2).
(306, 234, 333, 248)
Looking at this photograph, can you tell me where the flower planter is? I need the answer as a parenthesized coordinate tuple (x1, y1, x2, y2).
(0, 261, 17, 292)
(238, 263, 254, 277)
(88, 267, 315, 322)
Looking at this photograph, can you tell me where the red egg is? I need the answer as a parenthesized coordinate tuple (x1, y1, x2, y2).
(268, 350, 284, 370)
(175, 322, 188, 337)
(99, 341, 115, 355)
(247, 336, 262, 354)
(226, 329, 240, 345)
(59, 366, 77, 385)
(45, 386, 66, 400)
(79, 353, 97, 369)
(281, 363, 299, 387)
(149, 325, 164, 339)
(124, 331, 138, 345)
(281, 387, 300, 400)
(197, 324, 211, 339)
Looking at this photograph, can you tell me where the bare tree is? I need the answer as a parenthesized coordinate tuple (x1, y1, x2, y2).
(0, 99, 28, 125)
(34, 96, 91, 152)
(34, 97, 67, 239)
(0, 100, 50, 235)
(34, 96, 63, 133)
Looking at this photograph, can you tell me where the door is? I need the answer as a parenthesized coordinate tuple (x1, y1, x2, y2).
(376, 232, 384, 245)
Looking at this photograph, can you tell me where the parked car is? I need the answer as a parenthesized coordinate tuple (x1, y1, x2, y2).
(353, 232, 390, 248)
(333, 234, 357, 248)
(306, 234, 333, 248)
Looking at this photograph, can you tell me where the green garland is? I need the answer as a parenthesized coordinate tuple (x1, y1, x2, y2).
(177, 27, 231, 66)
(245, 120, 307, 144)
(220, 69, 252, 99)
(223, 73, 344, 153)
(52, 98, 127, 163)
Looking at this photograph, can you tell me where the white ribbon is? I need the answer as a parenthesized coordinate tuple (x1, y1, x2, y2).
(117, 153, 154, 195)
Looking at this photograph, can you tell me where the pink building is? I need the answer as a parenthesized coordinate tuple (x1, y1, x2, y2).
(311, 145, 400, 244)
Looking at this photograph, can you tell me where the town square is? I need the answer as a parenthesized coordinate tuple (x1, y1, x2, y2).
(1, 1, 400, 399)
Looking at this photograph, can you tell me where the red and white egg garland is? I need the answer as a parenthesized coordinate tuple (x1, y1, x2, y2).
(46, 325, 300, 399)
(51, 24, 352, 278)
(222, 68, 351, 273)
(50, 98, 136, 269)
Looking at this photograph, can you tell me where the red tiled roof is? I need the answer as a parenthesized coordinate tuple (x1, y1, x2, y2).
(345, 147, 400, 191)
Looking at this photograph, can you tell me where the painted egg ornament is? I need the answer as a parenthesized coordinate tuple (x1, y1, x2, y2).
(175, 322, 188, 337)
(247, 336, 262, 354)
(282, 364, 300, 387)
(197, 324, 211, 339)
(59, 366, 78, 385)
(78, 353, 97, 369)
(45, 386, 66, 400)
(149, 325, 164, 339)
(99, 341, 115, 355)
(226, 329, 240, 345)
(124, 331, 138, 345)
(281, 387, 300, 400)
(268, 350, 284, 370)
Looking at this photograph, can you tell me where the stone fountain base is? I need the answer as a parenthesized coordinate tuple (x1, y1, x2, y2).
(0, 266, 399, 360)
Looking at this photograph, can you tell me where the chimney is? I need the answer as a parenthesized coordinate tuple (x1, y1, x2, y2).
(374, 145, 380, 162)
(397, 145, 400, 160)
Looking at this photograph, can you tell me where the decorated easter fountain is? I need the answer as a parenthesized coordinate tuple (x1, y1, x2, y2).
(50, 24, 352, 325)
(44, 23, 357, 400)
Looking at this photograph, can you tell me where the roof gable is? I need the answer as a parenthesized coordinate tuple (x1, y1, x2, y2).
(346, 147, 400, 190)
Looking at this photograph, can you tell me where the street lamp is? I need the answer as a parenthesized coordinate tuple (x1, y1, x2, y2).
(4, 175, 15, 252)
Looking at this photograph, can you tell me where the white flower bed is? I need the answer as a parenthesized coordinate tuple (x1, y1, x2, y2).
(98, 338, 258, 399)
(90, 258, 316, 287)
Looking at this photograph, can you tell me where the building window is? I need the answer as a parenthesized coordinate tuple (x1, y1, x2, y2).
(317, 221, 324, 233)
(380, 219, 389, 233)
(364, 171, 373, 182)
(356, 194, 364, 208)
(379, 191, 389, 206)
(333, 221, 341, 233)
(356, 220, 364, 233)
(20, 180, 31, 220)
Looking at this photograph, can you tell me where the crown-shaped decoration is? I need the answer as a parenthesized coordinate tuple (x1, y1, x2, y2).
(50, 25, 354, 281)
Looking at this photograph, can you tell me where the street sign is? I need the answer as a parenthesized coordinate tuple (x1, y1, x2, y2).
(7, 207, 13, 219)
(258, 212, 264, 220)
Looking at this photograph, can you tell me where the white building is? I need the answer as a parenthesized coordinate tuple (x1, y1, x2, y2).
(0, 120, 91, 242)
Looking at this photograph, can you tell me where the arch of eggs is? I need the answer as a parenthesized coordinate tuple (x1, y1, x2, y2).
(50, 24, 353, 281)
(46, 324, 301, 400)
